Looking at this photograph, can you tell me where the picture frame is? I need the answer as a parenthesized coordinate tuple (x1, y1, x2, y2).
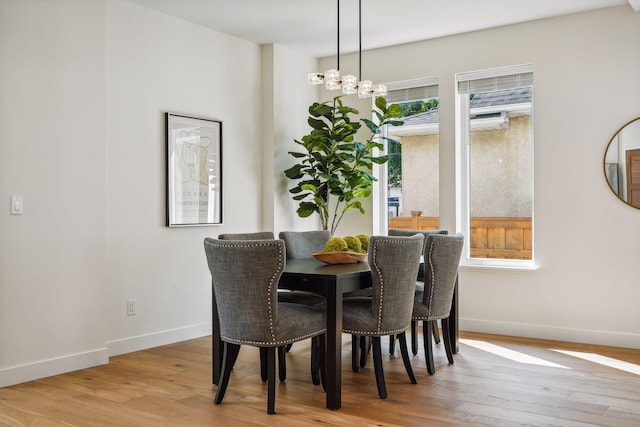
(166, 112, 223, 227)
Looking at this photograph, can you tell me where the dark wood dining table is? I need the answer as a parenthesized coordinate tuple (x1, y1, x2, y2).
(211, 257, 459, 411)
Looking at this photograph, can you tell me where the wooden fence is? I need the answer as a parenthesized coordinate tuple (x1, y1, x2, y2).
(388, 215, 532, 260)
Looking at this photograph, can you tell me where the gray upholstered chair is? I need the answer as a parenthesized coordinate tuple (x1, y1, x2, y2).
(278, 230, 331, 259)
(342, 234, 424, 399)
(277, 230, 329, 305)
(218, 231, 275, 240)
(277, 230, 330, 383)
(218, 231, 321, 383)
(203, 238, 327, 414)
(217, 232, 287, 381)
(413, 233, 464, 375)
(388, 229, 449, 354)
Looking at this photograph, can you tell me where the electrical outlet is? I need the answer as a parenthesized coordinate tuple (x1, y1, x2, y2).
(127, 299, 136, 316)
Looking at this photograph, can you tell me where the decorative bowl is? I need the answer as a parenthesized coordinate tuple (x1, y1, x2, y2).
(312, 251, 367, 264)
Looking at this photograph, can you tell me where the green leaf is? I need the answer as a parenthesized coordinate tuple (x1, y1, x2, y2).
(347, 200, 366, 214)
(284, 164, 304, 179)
(375, 96, 387, 111)
(361, 118, 378, 134)
(300, 183, 317, 192)
(385, 119, 404, 127)
(386, 103, 403, 118)
(288, 151, 307, 158)
(297, 202, 318, 218)
(371, 155, 389, 164)
(308, 117, 327, 130)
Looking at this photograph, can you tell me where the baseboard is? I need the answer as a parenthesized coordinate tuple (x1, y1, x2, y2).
(0, 347, 109, 388)
(106, 322, 211, 357)
(0, 323, 212, 388)
(459, 317, 640, 350)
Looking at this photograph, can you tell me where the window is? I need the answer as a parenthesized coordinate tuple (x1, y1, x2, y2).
(456, 65, 534, 266)
(374, 78, 439, 235)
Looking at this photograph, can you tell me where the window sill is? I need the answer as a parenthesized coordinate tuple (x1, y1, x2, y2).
(459, 261, 538, 272)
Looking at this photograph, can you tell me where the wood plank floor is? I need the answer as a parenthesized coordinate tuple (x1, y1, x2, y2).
(1, 331, 639, 426)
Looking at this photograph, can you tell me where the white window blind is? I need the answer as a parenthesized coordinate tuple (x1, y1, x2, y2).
(458, 67, 533, 95)
(384, 77, 439, 103)
(386, 84, 439, 103)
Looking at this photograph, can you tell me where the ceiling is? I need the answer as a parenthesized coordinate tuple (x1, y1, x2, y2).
(126, 0, 637, 57)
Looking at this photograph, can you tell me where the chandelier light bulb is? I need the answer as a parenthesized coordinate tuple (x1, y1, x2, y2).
(342, 75, 358, 94)
(308, 73, 325, 85)
(358, 80, 373, 98)
(373, 84, 387, 97)
(325, 69, 341, 90)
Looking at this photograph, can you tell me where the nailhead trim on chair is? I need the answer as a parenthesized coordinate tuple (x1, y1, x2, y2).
(266, 244, 283, 343)
(221, 329, 327, 347)
(426, 237, 436, 318)
(342, 327, 408, 336)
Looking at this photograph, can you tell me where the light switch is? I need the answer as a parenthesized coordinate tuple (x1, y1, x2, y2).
(10, 195, 23, 215)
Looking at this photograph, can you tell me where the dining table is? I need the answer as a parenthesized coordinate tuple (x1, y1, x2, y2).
(211, 257, 459, 411)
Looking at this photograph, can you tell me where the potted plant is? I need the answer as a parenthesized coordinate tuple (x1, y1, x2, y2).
(284, 96, 403, 235)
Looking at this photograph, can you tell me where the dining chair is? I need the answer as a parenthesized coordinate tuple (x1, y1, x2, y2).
(277, 230, 330, 384)
(218, 231, 321, 383)
(277, 230, 330, 306)
(203, 238, 327, 414)
(412, 233, 464, 374)
(388, 229, 449, 355)
(342, 234, 424, 399)
(217, 232, 284, 380)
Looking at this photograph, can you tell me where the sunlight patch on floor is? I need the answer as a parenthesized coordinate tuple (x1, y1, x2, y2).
(550, 349, 640, 375)
(460, 339, 569, 368)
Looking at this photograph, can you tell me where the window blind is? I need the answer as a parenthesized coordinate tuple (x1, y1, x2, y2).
(386, 84, 439, 103)
(458, 71, 533, 95)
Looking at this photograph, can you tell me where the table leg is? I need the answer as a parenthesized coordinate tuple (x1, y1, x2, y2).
(325, 280, 342, 410)
(448, 274, 459, 354)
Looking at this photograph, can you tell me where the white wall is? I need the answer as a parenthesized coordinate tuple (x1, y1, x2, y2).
(0, 0, 275, 387)
(261, 45, 321, 234)
(320, 5, 640, 348)
(104, 0, 264, 355)
(0, 0, 108, 386)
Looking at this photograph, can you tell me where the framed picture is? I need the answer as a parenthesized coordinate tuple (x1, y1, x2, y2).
(166, 113, 222, 227)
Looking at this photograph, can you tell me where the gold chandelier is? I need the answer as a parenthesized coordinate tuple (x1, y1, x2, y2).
(307, 0, 387, 98)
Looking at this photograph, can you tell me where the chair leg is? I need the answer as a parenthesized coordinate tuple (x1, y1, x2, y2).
(398, 332, 417, 384)
(423, 320, 435, 375)
(278, 346, 286, 382)
(311, 336, 320, 384)
(411, 320, 418, 355)
(371, 337, 387, 399)
(214, 343, 241, 405)
(360, 336, 371, 368)
(266, 347, 276, 414)
(432, 320, 441, 344)
(259, 347, 268, 382)
(351, 335, 360, 372)
(319, 334, 327, 392)
(389, 334, 396, 355)
(285, 343, 293, 352)
(441, 318, 454, 365)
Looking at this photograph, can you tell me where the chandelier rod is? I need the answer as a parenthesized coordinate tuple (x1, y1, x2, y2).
(358, 0, 362, 81)
(337, 0, 340, 71)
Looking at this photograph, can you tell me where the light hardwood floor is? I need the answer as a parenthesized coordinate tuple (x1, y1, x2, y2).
(1, 331, 639, 426)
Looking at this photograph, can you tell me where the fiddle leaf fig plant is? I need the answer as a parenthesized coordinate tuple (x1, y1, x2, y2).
(284, 96, 403, 235)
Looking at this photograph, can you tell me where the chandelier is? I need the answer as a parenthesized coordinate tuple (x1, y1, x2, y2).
(307, 0, 387, 98)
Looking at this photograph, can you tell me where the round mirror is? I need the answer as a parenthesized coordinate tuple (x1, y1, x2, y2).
(604, 117, 640, 209)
